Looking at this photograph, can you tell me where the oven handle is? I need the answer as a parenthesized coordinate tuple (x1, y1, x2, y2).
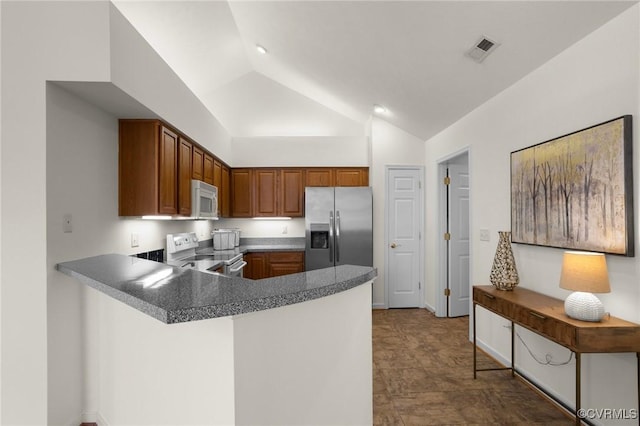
(229, 260, 247, 273)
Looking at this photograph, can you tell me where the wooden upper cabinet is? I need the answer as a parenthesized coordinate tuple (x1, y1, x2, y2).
(158, 126, 179, 215)
(220, 164, 231, 218)
(119, 119, 230, 217)
(119, 120, 159, 216)
(203, 153, 214, 185)
(280, 169, 304, 217)
(178, 137, 192, 216)
(304, 167, 369, 187)
(192, 145, 204, 181)
(305, 168, 333, 187)
(213, 159, 222, 189)
(334, 168, 369, 186)
(254, 169, 278, 217)
(231, 168, 253, 217)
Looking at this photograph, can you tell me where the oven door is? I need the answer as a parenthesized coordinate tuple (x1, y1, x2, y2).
(226, 258, 247, 278)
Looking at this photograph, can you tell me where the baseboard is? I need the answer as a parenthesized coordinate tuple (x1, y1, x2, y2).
(423, 302, 435, 313)
(474, 339, 599, 426)
(77, 412, 109, 426)
(371, 302, 386, 309)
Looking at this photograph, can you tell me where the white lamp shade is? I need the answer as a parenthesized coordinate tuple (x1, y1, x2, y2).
(559, 251, 610, 293)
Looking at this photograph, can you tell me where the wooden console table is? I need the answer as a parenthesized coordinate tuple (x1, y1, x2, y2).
(473, 285, 640, 425)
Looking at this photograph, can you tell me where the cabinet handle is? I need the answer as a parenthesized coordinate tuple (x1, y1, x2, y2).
(529, 311, 547, 320)
(483, 293, 495, 300)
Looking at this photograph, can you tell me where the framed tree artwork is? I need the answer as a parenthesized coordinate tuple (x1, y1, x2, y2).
(511, 115, 634, 256)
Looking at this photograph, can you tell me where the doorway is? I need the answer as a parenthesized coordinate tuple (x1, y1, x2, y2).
(385, 166, 424, 308)
(437, 151, 470, 317)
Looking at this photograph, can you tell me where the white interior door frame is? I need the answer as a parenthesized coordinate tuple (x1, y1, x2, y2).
(384, 165, 425, 309)
(436, 147, 472, 318)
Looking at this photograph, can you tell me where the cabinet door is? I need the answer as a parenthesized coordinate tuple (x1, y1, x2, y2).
(158, 126, 178, 215)
(279, 169, 304, 217)
(305, 168, 333, 187)
(231, 169, 253, 217)
(119, 120, 159, 216)
(254, 169, 278, 217)
(220, 165, 230, 218)
(178, 137, 192, 216)
(335, 168, 368, 186)
(245, 252, 268, 280)
(213, 159, 222, 189)
(203, 153, 214, 185)
(268, 252, 305, 277)
(192, 145, 204, 181)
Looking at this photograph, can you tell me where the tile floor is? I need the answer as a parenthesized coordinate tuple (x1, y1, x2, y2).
(372, 308, 572, 425)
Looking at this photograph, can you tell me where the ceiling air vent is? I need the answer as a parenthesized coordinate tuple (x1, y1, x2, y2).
(466, 35, 500, 63)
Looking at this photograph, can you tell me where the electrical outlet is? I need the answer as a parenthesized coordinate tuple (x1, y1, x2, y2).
(282, 225, 288, 235)
(479, 229, 490, 242)
(131, 233, 139, 248)
(63, 214, 73, 233)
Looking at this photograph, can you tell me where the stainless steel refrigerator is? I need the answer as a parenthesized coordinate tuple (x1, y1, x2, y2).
(305, 187, 373, 271)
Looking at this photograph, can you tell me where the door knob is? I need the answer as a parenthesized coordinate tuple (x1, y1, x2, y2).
(390, 243, 397, 248)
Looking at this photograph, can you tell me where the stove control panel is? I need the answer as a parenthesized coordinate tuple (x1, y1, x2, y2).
(166, 232, 199, 255)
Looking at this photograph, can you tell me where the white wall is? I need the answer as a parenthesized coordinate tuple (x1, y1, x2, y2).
(109, 5, 232, 162)
(370, 117, 425, 307)
(1, 2, 230, 423)
(231, 135, 368, 167)
(1, 2, 111, 423)
(425, 5, 640, 421)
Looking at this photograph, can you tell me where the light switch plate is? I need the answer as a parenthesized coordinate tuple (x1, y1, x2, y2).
(479, 229, 490, 242)
(63, 214, 72, 233)
(131, 233, 139, 248)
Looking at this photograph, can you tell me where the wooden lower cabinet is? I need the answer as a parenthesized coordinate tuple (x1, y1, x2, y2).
(244, 252, 268, 280)
(244, 251, 304, 280)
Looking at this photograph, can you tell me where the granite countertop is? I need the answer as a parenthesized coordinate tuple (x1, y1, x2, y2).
(56, 254, 376, 324)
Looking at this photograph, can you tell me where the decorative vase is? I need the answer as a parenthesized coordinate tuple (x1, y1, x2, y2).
(490, 231, 519, 291)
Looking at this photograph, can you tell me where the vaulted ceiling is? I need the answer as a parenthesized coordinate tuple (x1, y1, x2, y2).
(112, 1, 635, 140)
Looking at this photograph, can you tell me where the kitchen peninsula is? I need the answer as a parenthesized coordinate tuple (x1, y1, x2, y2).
(57, 255, 376, 425)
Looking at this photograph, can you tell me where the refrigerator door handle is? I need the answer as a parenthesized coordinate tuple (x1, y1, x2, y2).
(329, 211, 334, 263)
(335, 210, 341, 263)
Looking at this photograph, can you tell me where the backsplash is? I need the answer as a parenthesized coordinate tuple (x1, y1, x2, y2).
(134, 249, 165, 263)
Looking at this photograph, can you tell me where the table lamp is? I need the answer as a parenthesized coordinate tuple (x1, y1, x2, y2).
(559, 251, 610, 322)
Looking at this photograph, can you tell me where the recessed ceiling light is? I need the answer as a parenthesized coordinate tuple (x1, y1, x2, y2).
(373, 104, 387, 114)
(256, 44, 267, 54)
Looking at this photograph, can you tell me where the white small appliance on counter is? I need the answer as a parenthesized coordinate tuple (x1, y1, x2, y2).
(212, 229, 240, 250)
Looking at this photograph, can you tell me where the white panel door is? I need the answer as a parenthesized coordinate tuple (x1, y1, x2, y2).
(387, 168, 422, 308)
(448, 164, 470, 317)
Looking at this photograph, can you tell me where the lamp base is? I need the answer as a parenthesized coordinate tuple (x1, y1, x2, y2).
(564, 291, 605, 322)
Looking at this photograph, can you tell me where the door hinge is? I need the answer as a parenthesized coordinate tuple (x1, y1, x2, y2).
(419, 180, 422, 189)
(444, 176, 451, 185)
(444, 288, 451, 296)
(444, 232, 451, 241)
(419, 281, 421, 290)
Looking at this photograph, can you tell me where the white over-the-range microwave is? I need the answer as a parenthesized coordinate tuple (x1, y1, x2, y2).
(191, 179, 218, 219)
